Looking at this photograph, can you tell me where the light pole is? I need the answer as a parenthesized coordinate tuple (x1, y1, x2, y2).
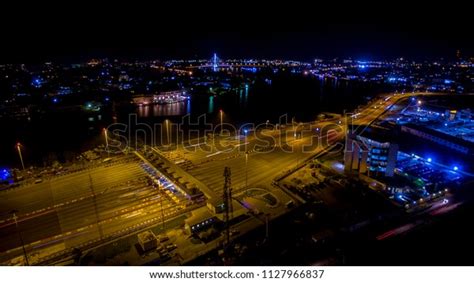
(89, 174, 103, 240)
(245, 151, 249, 188)
(103, 128, 109, 157)
(165, 119, 170, 145)
(292, 117, 296, 139)
(219, 109, 223, 135)
(16, 143, 25, 170)
(12, 212, 29, 265)
(161, 191, 165, 230)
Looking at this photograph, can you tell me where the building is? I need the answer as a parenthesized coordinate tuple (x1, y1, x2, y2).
(185, 198, 247, 235)
(401, 123, 474, 155)
(184, 207, 218, 234)
(206, 197, 225, 214)
(137, 230, 157, 252)
(344, 135, 368, 174)
(344, 129, 399, 177)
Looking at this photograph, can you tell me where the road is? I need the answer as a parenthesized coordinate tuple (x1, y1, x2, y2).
(160, 121, 343, 197)
(0, 91, 451, 265)
(159, 92, 451, 198)
(350, 91, 454, 126)
(0, 158, 186, 265)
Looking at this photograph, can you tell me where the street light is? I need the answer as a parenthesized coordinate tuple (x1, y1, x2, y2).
(164, 119, 170, 145)
(11, 211, 29, 265)
(16, 143, 25, 170)
(103, 128, 109, 157)
(160, 190, 165, 230)
(219, 109, 223, 135)
(245, 151, 249, 188)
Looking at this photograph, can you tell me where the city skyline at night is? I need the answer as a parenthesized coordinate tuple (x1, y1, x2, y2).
(1, 24, 474, 273)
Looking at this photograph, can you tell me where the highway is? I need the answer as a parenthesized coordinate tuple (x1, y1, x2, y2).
(0, 158, 188, 265)
(159, 121, 344, 197)
(350, 91, 453, 126)
(173, 92, 449, 197)
(0, 91, 450, 265)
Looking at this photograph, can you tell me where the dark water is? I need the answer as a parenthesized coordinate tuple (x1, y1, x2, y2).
(131, 74, 388, 124)
(0, 74, 390, 167)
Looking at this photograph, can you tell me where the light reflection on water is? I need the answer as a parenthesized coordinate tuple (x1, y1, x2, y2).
(208, 95, 214, 113)
(137, 102, 189, 117)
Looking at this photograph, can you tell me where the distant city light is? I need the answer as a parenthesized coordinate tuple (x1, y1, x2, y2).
(453, 166, 459, 171)
(32, 77, 43, 88)
(427, 158, 432, 163)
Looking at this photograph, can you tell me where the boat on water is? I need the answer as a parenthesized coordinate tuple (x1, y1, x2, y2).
(132, 90, 190, 106)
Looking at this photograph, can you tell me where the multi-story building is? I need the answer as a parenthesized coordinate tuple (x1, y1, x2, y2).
(344, 130, 399, 177)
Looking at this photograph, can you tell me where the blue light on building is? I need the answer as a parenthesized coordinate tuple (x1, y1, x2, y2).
(242, 67, 257, 73)
(1, 169, 11, 182)
(31, 77, 44, 88)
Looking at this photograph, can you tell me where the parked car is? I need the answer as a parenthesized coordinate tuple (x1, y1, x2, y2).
(165, 243, 177, 252)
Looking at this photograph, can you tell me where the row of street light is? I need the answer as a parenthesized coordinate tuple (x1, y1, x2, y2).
(13, 110, 226, 170)
(13, 128, 111, 171)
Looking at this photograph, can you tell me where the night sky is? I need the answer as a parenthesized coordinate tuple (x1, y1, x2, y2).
(1, 24, 473, 63)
